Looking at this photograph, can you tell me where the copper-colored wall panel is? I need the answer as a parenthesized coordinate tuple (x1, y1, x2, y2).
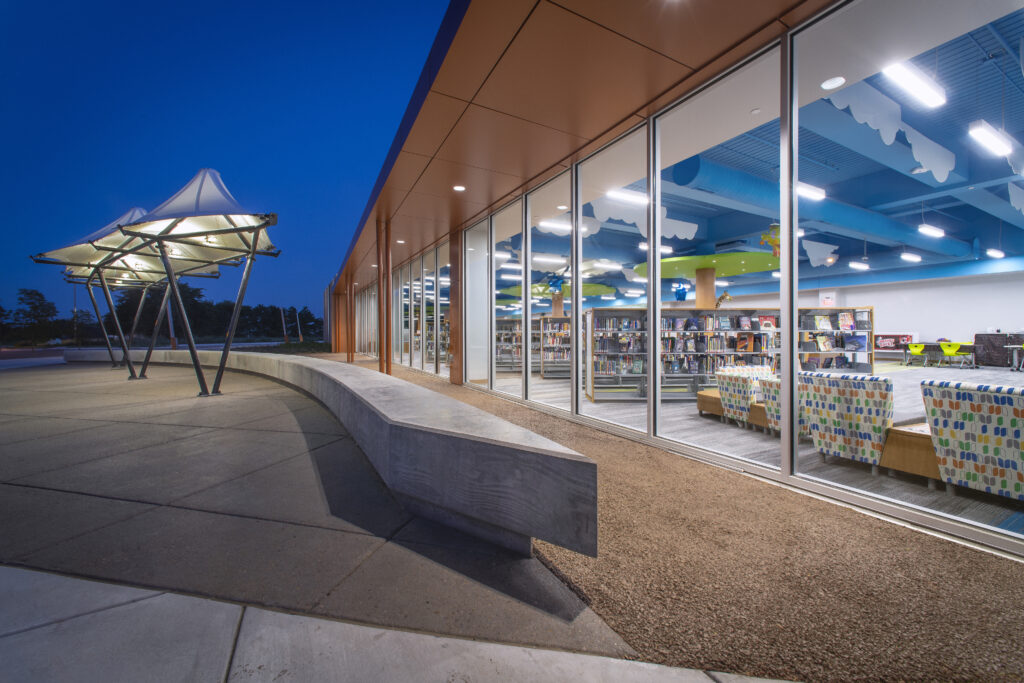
(402, 91, 470, 158)
(396, 191, 488, 241)
(436, 103, 587, 180)
(431, 0, 537, 101)
(555, 0, 792, 68)
(384, 151, 431, 192)
(412, 156, 523, 206)
(473, 2, 690, 140)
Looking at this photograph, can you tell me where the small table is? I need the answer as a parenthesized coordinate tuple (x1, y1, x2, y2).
(1004, 345, 1023, 371)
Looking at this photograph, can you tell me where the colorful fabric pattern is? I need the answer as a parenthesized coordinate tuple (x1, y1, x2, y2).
(921, 380, 1024, 500)
(801, 372, 894, 466)
(716, 366, 773, 425)
(763, 375, 811, 437)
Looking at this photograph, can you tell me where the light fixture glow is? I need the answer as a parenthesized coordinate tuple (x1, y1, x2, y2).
(821, 76, 846, 90)
(882, 61, 946, 108)
(848, 260, 870, 271)
(500, 262, 523, 270)
(917, 223, 945, 238)
(396, 240, 406, 244)
(500, 274, 523, 281)
(532, 255, 567, 265)
(605, 189, 649, 206)
(638, 242, 673, 254)
(600, 295, 615, 300)
(556, 204, 568, 211)
(797, 229, 806, 237)
(796, 182, 826, 201)
(591, 261, 622, 270)
(969, 120, 1014, 156)
(715, 280, 730, 286)
(986, 248, 1006, 259)
(538, 219, 571, 233)
(493, 251, 511, 260)
(900, 251, 922, 263)
(624, 288, 645, 297)
(771, 271, 781, 278)
(453, 185, 466, 192)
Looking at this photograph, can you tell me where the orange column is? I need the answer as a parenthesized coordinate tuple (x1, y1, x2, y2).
(695, 267, 717, 308)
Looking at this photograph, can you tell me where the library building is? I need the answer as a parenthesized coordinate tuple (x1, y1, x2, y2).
(328, 0, 1024, 555)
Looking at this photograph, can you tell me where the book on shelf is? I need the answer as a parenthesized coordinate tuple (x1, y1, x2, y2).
(815, 334, 833, 351)
(674, 318, 686, 331)
(814, 315, 833, 330)
(738, 316, 751, 330)
(837, 311, 855, 331)
(842, 334, 867, 351)
(855, 310, 871, 330)
(718, 316, 732, 330)
(736, 333, 754, 352)
(758, 315, 776, 330)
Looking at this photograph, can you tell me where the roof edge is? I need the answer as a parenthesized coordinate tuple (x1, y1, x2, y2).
(331, 0, 471, 292)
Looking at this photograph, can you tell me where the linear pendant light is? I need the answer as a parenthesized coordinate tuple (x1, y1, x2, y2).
(969, 120, 1014, 156)
(883, 61, 946, 108)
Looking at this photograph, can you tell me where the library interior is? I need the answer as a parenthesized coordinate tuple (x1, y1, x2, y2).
(341, 1, 1024, 548)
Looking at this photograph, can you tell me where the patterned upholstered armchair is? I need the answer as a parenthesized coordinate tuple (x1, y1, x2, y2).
(802, 372, 894, 471)
(762, 374, 813, 438)
(920, 380, 1024, 500)
(715, 365, 774, 427)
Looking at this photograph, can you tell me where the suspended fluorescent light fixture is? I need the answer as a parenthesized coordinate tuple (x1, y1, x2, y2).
(900, 251, 922, 262)
(624, 288, 645, 297)
(715, 280, 730, 286)
(534, 302, 549, 307)
(882, 61, 946, 108)
(600, 294, 616, 300)
(538, 219, 571, 233)
(638, 242, 673, 254)
(917, 223, 945, 238)
(848, 260, 870, 271)
(500, 262, 523, 270)
(532, 255, 566, 265)
(969, 120, 1014, 157)
(605, 189, 649, 206)
(796, 182, 826, 201)
(591, 260, 622, 270)
(797, 229, 806, 237)
(986, 247, 1005, 259)
(493, 251, 511, 260)
(500, 273, 523, 281)
(771, 271, 782, 278)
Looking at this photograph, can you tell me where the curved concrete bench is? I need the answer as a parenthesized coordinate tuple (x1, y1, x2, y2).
(64, 349, 597, 557)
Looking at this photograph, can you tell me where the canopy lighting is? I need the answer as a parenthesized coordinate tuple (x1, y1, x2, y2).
(453, 185, 466, 192)
(900, 252, 922, 263)
(556, 204, 569, 211)
(532, 255, 566, 265)
(538, 219, 571, 233)
(606, 189, 649, 206)
(638, 242, 673, 254)
(882, 61, 946, 108)
(796, 182, 826, 201)
(371, 264, 378, 268)
(592, 261, 622, 270)
(969, 120, 1014, 156)
(917, 224, 944, 238)
(848, 261, 870, 271)
(821, 76, 846, 90)
(986, 248, 1006, 259)
(396, 240, 405, 244)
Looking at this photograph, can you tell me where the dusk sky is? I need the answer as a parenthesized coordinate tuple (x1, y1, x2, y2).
(0, 0, 450, 319)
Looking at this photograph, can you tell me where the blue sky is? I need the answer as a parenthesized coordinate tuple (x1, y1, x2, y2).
(0, 0, 450, 318)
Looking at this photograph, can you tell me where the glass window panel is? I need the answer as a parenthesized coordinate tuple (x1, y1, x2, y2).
(438, 243, 451, 378)
(577, 126, 649, 432)
(493, 200, 524, 398)
(423, 249, 436, 373)
(655, 48, 783, 469)
(392, 267, 403, 365)
(402, 263, 411, 365)
(527, 171, 572, 411)
(794, 0, 1024, 536)
(464, 221, 489, 386)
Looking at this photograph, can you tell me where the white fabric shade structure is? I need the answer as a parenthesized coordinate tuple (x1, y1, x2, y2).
(31, 169, 279, 394)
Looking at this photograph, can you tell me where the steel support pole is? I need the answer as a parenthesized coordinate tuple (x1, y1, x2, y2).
(779, 33, 798, 479)
(141, 285, 171, 379)
(98, 270, 138, 379)
(87, 284, 117, 367)
(212, 230, 260, 395)
(157, 243, 209, 395)
(127, 285, 150, 353)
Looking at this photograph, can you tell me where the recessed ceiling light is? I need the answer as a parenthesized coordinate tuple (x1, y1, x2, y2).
(986, 248, 1005, 259)
(821, 76, 846, 90)
(396, 240, 405, 244)
(848, 260, 870, 271)
(900, 251, 922, 263)
(556, 205, 568, 211)
(917, 223, 944, 238)
(371, 264, 378, 268)
(453, 185, 466, 192)
(883, 61, 946, 108)
(750, 107, 761, 116)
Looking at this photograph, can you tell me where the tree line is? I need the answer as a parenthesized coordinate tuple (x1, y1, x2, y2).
(1, 286, 323, 346)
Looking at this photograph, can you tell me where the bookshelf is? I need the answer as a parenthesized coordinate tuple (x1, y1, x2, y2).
(539, 316, 571, 378)
(582, 306, 874, 402)
(495, 318, 541, 372)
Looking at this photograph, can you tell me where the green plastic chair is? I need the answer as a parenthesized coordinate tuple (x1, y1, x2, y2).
(939, 342, 973, 368)
(906, 343, 927, 366)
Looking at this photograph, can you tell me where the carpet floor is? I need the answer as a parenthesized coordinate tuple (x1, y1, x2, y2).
(334, 356, 1024, 682)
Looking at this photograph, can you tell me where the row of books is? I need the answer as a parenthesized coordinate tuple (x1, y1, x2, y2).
(595, 317, 646, 331)
(800, 310, 870, 331)
(542, 334, 570, 346)
(662, 355, 776, 375)
(799, 333, 869, 352)
(544, 322, 571, 332)
(542, 349, 571, 361)
(593, 357, 646, 375)
(593, 336, 646, 353)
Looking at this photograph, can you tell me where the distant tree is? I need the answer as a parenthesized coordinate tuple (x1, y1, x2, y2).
(14, 289, 58, 343)
(0, 303, 9, 340)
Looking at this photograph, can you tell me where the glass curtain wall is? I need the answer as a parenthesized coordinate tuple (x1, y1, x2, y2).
(577, 126, 650, 431)
(493, 200, 524, 398)
(410, 257, 421, 369)
(655, 48, 783, 468)
(464, 220, 489, 385)
(392, 267, 403, 365)
(792, 0, 1024, 538)
(438, 242, 451, 378)
(526, 171, 572, 411)
(424, 250, 436, 373)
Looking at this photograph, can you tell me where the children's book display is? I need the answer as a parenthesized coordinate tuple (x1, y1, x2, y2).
(539, 316, 571, 378)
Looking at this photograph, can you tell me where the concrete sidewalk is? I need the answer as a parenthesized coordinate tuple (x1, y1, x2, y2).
(1, 565, 746, 682)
